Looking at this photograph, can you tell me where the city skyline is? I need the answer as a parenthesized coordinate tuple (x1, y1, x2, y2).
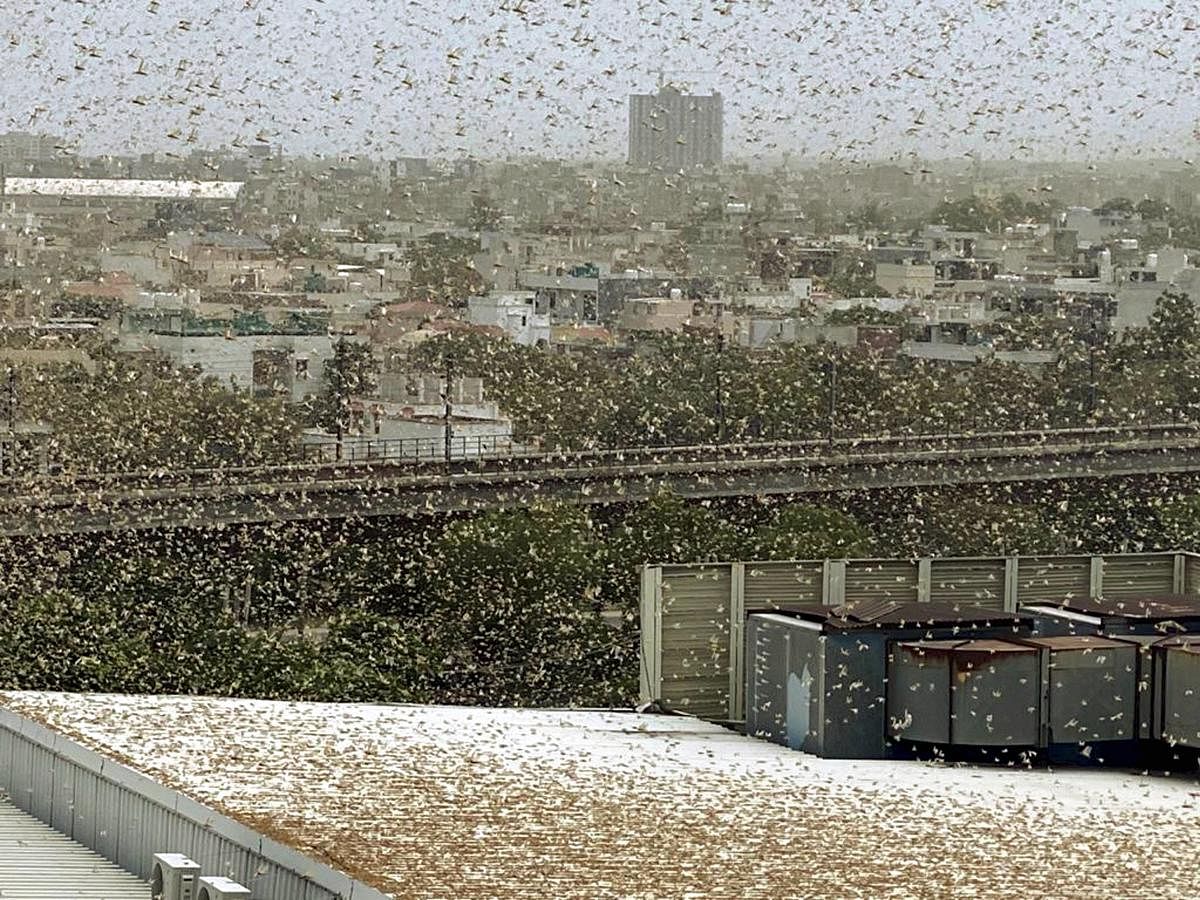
(0, 0, 1197, 163)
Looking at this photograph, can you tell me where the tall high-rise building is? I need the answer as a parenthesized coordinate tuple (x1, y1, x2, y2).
(0, 132, 60, 164)
(627, 86, 723, 170)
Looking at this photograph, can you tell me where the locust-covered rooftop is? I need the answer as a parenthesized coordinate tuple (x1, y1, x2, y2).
(2, 692, 1199, 899)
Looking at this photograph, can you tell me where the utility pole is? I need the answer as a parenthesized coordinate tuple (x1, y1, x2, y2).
(715, 329, 726, 444)
(826, 354, 838, 445)
(5, 366, 14, 432)
(443, 353, 454, 464)
(3, 366, 15, 478)
(333, 338, 344, 462)
(1087, 313, 1099, 420)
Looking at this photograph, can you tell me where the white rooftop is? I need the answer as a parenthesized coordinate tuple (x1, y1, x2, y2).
(0, 797, 147, 899)
(2, 692, 1199, 898)
(2, 177, 243, 200)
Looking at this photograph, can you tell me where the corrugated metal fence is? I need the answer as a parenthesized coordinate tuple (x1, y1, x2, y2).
(0, 708, 391, 900)
(640, 551, 1197, 722)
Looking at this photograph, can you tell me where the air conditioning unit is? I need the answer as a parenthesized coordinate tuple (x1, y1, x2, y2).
(196, 876, 253, 900)
(151, 853, 202, 900)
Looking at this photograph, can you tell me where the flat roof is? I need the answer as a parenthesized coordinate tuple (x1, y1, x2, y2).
(0, 797, 146, 898)
(2, 177, 243, 200)
(3, 692, 1199, 898)
(781, 599, 1028, 630)
(1026, 595, 1200, 620)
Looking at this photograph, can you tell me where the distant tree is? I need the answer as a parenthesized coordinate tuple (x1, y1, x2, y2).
(823, 251, 886, 298)
(1126, 290, 1199, 361)
(661, 236, 691, 275)
(751, 504, 873, 560)
(824, 269, 886, 299)
(147, 200, 200, 236)
(824, 306, 909, 327)
(882, 494, 1057, 557)
(49, 294, 123, 320)
(1099, 197, 1135, 215)
(420, 504, 627, 705)
(847, 200, 893, 234)
(22, 354, 301, 472)
(407, 233, 486, 305)
(311, 610, 437, 703)
(1157, 495, 1200, 549)
(931, 197, 996, 232)
(467, 191, 503, 231)
(609, 493, 746, 567)
(273, 227, 334, 260)
(1136, 198, 1169, 221)
(312, 338, 377, 433)
(0, 566, 248, 695)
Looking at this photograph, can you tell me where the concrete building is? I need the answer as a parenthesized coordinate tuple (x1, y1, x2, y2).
(0, 131, 61, 164)
(0, 177, 243, 203)
(130, 330, 333, 399)
(466, 292, 550, 345)
(628, 86, 723, 169)
(875, 261, 936, 298)
(301, 373, 515, 461)
(1060, 206, 1143, 247)
(119, 308, 334, 400)
(734, 277, 812, 312)
(616, 294, 695, 334)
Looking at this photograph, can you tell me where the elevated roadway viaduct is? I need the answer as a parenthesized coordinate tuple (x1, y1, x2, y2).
(2, 425, 1200, 536)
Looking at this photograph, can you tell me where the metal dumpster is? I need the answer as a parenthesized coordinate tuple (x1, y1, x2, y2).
(888, 639, 1040, 748)
(746, 601, 1030, 759)
(1021, 635, 1139, 754)
(1024, 595, 1200, 638)
(1153, 637, 1200, 750)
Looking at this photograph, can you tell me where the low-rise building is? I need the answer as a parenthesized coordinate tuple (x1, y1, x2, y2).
(466, 292, 550, 345)
(303, 374, 515, 461)
(119, 307, 334, 399)
(875, 261, 936, 298)
(615, 295, 694, 333)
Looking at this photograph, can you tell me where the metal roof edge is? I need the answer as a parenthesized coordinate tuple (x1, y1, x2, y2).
(0, 703, 393, 900)
(648, 550, 1198, 569)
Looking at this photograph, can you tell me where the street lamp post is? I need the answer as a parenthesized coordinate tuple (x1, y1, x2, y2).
(443, 354, 454, 464)
(1085, 305, 1102, 422)
(715, 331, 726, 444)
(826, 354, 838, 445)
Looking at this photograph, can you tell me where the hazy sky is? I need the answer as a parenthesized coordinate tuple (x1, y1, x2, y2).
(1, 0, 1197, 162)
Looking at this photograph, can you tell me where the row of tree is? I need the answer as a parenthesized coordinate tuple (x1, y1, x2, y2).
(11, 287, 1200, 473)
(410, 290, 1200, 451)
(4, 475, 1199, 707)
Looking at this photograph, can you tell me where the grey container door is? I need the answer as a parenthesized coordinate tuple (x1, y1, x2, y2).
(887, 644, 951, 745)
(952, 648, 1040, 746)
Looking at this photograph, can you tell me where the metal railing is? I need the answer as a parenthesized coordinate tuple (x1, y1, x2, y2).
(3, 422, 1200, 500)
(300, 434, 517, 464)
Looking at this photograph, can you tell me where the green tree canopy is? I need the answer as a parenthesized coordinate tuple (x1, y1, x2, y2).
(468, 191, 503, 231)
(751, 504, 873, 560)
(420, 504, 627, 705)
(1136, 198, 1169, 221)
(22, 352, 301, 472)
(310, 337, 377, 432)
(1099, 197, 1135, 214)
(407, 233, 487, 305)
